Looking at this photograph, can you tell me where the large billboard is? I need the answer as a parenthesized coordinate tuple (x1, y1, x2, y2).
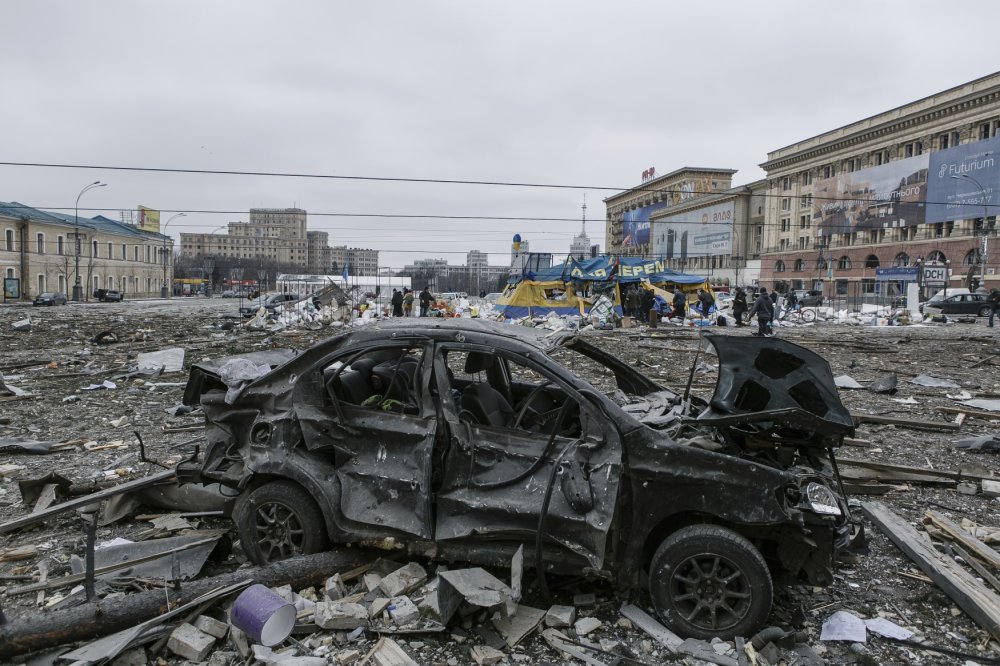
(926, 135, 1000, 223)
(138, 206, 160, 233)
(622, 201, 667, 248)
(650, 200, 734, 259)
(813, 154, 928, 235)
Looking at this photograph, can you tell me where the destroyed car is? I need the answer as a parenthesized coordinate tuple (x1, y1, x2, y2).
(180, 320, 860, 639)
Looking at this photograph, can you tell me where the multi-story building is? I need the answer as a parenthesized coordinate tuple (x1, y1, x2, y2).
(605, 167, 737, 257)
(759, 72, 1000, 299)
(179, 208, 379, 276)
(1, 201, 170, 300)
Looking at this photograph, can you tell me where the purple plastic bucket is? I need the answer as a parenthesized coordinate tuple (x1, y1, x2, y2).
(230, 584, 296, 646)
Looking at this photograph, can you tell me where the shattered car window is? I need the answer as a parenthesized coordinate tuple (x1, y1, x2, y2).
(323, 345, 424, 413)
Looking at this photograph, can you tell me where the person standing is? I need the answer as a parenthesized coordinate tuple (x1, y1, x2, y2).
(640, 286, 654, 323)
(733, 287, 748, 326)
(696, 288, 714, 319)
(419, 286, 432, 317)
(403, 288, 414, 317)
(747, 288, 775, 337)
(989, 287, 1000, 328)
(625, 286, 639, 319)
(391, 288, 404, 317)
(671, 287, 686, 320)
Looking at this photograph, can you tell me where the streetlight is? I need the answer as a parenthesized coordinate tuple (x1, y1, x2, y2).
(72, 181, 106, 302)
(951, 173, 991, 292)
(160, 212, 186, 298)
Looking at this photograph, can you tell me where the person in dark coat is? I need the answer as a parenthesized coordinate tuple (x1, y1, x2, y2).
(391, 288, 404, 317)
(696, 288, 714, 319)
(419, 287, 432, 317)
(640, 286, 654, 323)
(671, 287, 686, 320)
(733, 287, 748, 326)
(747, 287, 775, 337)
(989, 288, 1000, 328)
(625, 286, 640, 319)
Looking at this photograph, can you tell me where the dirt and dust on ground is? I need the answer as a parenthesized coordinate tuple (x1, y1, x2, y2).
(0, 297, 999, 665)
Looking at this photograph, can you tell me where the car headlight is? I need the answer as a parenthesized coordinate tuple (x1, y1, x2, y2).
(806, 482, 842, 516)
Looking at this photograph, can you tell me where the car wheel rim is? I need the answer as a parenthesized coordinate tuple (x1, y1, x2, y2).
(669, 553, 752, 632)
(254, 501, 305, 561)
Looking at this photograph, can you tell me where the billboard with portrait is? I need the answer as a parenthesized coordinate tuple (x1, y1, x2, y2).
(926, 135, 1000, 223)
(650, 200, 734, 259)
(621, 201, 666, 248)
(812, 154, 928, 235)
(138, 206, 160, 233)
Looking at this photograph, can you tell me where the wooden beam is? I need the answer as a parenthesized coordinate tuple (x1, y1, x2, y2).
(861, 501, 1000, 641)
(851, 413, 960, 431)
(924, 511, 1000, 573)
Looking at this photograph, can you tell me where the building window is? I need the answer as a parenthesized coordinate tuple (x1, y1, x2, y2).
(93, 240, 99, 258)
(37, 274, 45, 294)
(927, 250, 947, 263)
(801, 171, 813, 186)
(799, 214, 810, 229)
(794, 258, 805, 271)
(57, 236, 64, 255)
(780, 218, 790, 232)
(874, 150, 890, 165)
(4, 229, 13, 251)
(58, 275, 66, 292)
(107, 242, 113, 259)
(904, 141, 923, 158)
(893, 252, 910, 267)
(846, 158, 857, 173)
(36, 233, 44, 254)
(964, 248, 982, 265)
(939, 133, 951, 150)
(864, 254, 880, 269)
(823, 165, 833, 179)
(121, 244, 126, 259)
(817, 257, 828, 271)
(800, 195, 813, 210)
(782, 177, 792, 191)
(107, 276, 114, 289)
(980, 122, 993, 140)
(861, 278, 876, 294)
(134, 246, 139, 261)
(775, 260, 785, 273)
(797, 237, 810, 250)
(146, 246, 152, 263)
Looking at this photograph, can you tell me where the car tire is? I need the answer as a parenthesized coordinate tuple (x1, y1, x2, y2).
(649, 525, 772, 640)
(233, 480, 328, 565)
(979, 306, 991, 317)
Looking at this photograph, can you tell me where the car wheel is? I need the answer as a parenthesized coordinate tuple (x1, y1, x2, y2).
(649, 525, 772, 640)
(979, 306, 992, 317)
(233, 480, 328, 565)
(800, 309, 816, 323)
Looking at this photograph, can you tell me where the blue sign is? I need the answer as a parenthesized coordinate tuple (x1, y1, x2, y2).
(874, 267, 919, 281)
(926, 135, 1000, 223)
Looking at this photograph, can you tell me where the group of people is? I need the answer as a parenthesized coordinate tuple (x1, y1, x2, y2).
(622, 284, 656, 322)
(386, 286, 440, 317)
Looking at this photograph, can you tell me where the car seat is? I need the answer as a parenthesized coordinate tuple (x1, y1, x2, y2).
(461, 383, 514, 427)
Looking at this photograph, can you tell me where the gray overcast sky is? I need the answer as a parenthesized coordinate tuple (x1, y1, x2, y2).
(3, 0, 999, 270)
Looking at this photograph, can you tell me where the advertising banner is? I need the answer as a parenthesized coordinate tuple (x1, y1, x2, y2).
(138, 206, 161, 233)
(926, 135, 1000, 224)
(874, 267, 919, 281)
(813, 154, 928, 234)
(622, 201, 667, 248)
(650, 200, 734, 259)
(3, 277, 20, 299)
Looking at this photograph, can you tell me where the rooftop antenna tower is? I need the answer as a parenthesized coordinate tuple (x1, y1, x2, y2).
(581, 193, 587, 236)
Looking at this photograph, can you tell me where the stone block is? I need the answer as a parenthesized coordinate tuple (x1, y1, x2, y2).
(379, 562, 427, 597)
(388, 596, 420, 626)
(314, 601, 369, 630)
(193, 614, 229, 639)
(166, 622, 216, 662)
(544, 604, 576, 628)
(574, 616, 603, 636)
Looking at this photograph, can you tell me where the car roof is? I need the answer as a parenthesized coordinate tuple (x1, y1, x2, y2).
(328, 318, 575, 353)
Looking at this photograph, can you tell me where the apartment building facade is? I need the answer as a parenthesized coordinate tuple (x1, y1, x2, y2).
(759, 72, 1000, 298)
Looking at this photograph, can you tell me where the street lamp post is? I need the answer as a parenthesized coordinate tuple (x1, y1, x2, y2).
(951, 173, 991, 292)
(72, 181, 106, 302)
(160, 213, 186, 298)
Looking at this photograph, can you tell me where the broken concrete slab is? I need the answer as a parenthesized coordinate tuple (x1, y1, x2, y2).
(166, 622, 216, 662)
(314, 601, 368, 630)
(136, 347, 185, 374)
(574, 616, 603, 636)
(436, 568, 516, 625)
(325, 573, 347, 601)
(378, 562, 427, 598)
(492, 604, 546, 647)
(470, 644, 505, 665)
(363, 637, 418, 666)
(544, 604, 576, 628)
(193, 615, 229, 639)
(387, 596, 420, 626)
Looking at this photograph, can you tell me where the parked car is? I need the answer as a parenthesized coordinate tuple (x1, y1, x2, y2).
(239, 292, 300, 317)
(33, 291, 67, 306)
(101, 290, 124, 303)
(179, 320, 860, 639)
(793, 289, 824, 306)
(220, 290, 237, 298)
(922, 291, 991, 317)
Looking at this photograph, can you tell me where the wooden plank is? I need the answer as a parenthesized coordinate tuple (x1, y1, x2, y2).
(837, 458, 958, 480)
(0, 469, 176, 534)
(851, 413, 961, 431)
(950, 543, 1000, 595)
(924, 511, 1000, 573)
(861, 501, 1000, 641)
(937, 406, 1000, 420)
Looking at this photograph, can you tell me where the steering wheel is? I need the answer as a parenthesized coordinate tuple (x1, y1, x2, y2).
(512, 381, 554, 430)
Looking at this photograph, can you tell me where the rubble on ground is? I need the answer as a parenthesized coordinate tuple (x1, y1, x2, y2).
(0, 298, 998, 664)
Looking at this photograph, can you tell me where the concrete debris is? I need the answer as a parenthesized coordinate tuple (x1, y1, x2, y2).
(136, 347, 185, 374)
(909, 373, 961, 388)
(167, 622, 216, 661)
(834, 375, 863, 389)
(544, 604, 576, 628)
(314, 601, 369, 630)
(378, 562, 428, 598)
(574, 616, 603, 636)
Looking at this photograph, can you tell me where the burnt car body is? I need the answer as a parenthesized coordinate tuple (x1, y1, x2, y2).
(179, 320, 860, 639)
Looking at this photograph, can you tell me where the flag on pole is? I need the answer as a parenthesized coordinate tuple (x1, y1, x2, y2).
(342, 264, 349, 283)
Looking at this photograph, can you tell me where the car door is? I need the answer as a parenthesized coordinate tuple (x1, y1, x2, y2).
(295, 341, 437, 540)
(431, 344, 622, 570)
